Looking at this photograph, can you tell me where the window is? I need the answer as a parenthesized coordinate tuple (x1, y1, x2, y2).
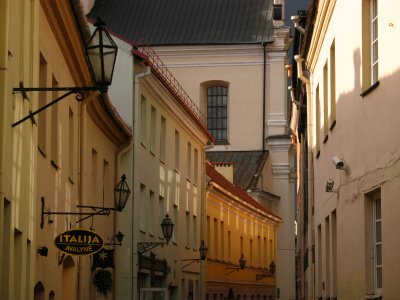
(38, 53, 47, 155)
(362, 0, 379, 92)
(187, 142, 192, 180)
(330, 41, 336, 128)
(149, 191, 155, 235)
(150, 106, 156, 153)
(186, 212, 190, 247)
(140, 95, 147, 145)
(193, 215, 197, 249)
(207, 86, 228, 143)
(315, 85, 321, 155)
(318, 225, 322, 297)
(325, 216, 331, 298)
(323, 63, 329, 141)
(68, 107, 74, 180)
(228, 231, 231, 261)
(91, 149, 98, 202)
(220, 221, 224, 260)
(374, 195, 382, 292)
(173, 205, 178, 243)
(370, 0, 378, 85)
(175, 130, 180, 171)
(50, 75, 59, 168)
(140, 184, 146, 231)
(160, 116, 166, 161)
(194, 148, 199, 184)
(102, 160, 109, 207)
(159, 196, 165, 238)
(214, 218, 218, 259)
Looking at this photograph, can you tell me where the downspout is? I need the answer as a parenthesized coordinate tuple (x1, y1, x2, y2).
(132, 64, 151, 299)
(78, 91, 98, 300)
(113, 136, 132, 300)
(294, 54, 315, 299)
(262, 42, 267, 151)
(200, 144, 213, 299)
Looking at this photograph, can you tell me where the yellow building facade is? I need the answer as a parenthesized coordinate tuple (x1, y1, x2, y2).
(1, 1, 132, 299)
(205, 162, 281, 299)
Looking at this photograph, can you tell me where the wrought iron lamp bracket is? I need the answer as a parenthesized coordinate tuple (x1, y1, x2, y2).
(12, 83, 101, 128)
(40, 197, 113, 229)
(137, 241, 168, 255)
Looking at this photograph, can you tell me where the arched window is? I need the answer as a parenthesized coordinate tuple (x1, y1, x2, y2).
(207, 86, 228, 143)
(34, 281, 45, 300)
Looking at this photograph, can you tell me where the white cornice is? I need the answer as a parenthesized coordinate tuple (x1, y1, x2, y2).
(271, 163, 291, 179)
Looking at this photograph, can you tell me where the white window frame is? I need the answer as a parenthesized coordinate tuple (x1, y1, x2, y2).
(373, 193, 382, 294)
(370, 0, 378, 85)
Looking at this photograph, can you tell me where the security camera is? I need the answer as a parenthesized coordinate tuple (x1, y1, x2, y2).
(332, 156, 345, 170)
(326, 179, 334, 192)
(291, 15, 305, 34)
(291, 15, 300, 27)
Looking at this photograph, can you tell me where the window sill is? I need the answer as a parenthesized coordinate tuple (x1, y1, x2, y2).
(68, 176, 74, 185)
(323, 135, 329, 144)
(150, 150, 155, 157)
(141, 142, 147, 149)
(51, 160, 60, 170)
(364, 294, 382, 300)
(174, 169, 180, 174)
(159, 159, 166, 165)
(316, 150, 320, 159)
(38, 146, 46, 158)
(361, 81, 380, 97)
(213, 140, 230, 146)
(329, 120, 336, 131)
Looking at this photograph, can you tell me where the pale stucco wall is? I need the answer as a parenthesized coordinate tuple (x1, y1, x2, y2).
(306, 1, 400, 299)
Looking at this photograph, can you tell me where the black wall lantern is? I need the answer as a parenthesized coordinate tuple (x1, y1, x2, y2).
(114, 174, 130, 211)
(256, 260, 277, 281)
(137, 214, 174, 254)
(12, 18, 118, 127)
(41, 175, 130, 228)
(225, 253, 247, 275)
(181, 240, 208, 270)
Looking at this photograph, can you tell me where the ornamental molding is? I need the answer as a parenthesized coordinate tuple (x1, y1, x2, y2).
(271, 163, 291, 179)
(266, 137, 292, 152)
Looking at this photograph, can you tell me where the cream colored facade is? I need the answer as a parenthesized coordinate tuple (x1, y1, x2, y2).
(293, 0, 400, 299)
(0, 0, 39, 298)
(106, 34, 213, 298)
(205, 162, 281, 299)
(1, 1, 132, 299)
(151, 24, 296, 300)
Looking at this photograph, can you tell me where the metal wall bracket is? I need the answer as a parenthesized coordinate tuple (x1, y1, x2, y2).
(137, 241, 168, 254)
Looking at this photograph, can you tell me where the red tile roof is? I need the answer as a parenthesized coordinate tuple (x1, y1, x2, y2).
(206, 161, 280, 220)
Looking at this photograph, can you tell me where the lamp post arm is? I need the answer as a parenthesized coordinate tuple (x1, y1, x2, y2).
(137, 242, 167, 254)
(12, 86, 99, 127)
(181, 259, 200, 270)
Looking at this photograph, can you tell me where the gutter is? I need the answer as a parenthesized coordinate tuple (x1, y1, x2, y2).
(131, 65, 152, 299)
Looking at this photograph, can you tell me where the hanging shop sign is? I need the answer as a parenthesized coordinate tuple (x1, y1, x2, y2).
(55, 229, 104, 255)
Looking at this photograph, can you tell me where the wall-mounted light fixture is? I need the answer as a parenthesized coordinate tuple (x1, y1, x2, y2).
(181, 240, 208, 270)
(137, 214, 174, 254)
(225, 254, 247, 275)
(40, 174, 130, 228)
(105, 231, 124, 246)
(256, 260, 276, 280)
(37, 246, 49, 257)
(12, 18, 118, 128)
(325, 179, 338, 193)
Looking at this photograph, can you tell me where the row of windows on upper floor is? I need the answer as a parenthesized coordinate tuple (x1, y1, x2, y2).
(139, 183, 199, 251)
(314, 0, 379, 158)
(206, 215, 274, 270)
(140, 94, 202, 184)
